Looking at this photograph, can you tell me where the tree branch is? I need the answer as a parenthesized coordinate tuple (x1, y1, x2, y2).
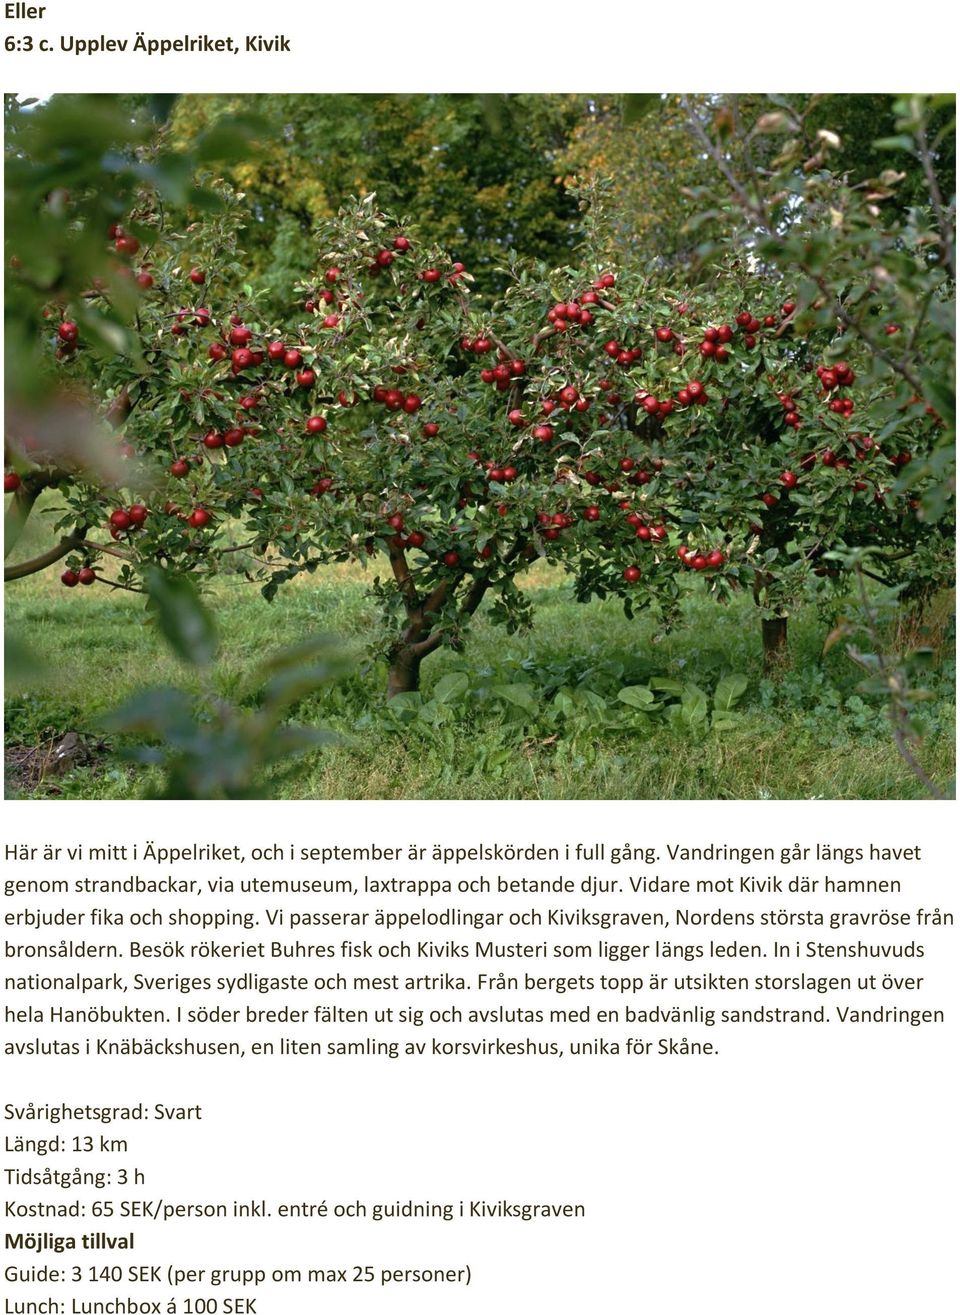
(408, 573, 489, 659)
(389, 544, 420, 611)
(5, 522, 88, 581)
(408, 629, 446, 659)
(915, 115, 956, 280)
(460, 574, 489, 618)
(421, 577, 451, 618)
(99, 576, 147, 595)
(105, 384, 133, 430)
(79, 538, 135, 562)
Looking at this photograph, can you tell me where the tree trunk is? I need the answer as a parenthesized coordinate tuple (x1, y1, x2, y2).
(382, 557, 491, 698)
(387, 646, 423, 697)
(761, 616, 789, 673)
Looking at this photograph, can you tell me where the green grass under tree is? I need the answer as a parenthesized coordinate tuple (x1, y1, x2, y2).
(5, 510, 954, 800)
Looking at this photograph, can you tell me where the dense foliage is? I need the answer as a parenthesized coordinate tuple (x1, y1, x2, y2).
(169, 94, 585, 302)
(5, 93, 955, 708)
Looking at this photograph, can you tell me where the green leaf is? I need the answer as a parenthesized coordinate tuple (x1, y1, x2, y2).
(493, 683, 538, 714)
(714, 673, 749, 712)
(79, 313, 132, 356)
(680, 684, 709, 723)
(433, 671, 470, 705)
(554, 689, 577, 717)
(649, 677, 684, 695)
(578, 689, 610, 717)
(258, 634, 347, 677)
(144, 568, 218, 668)
(386, 692, 422, 719)
(262, 665, 345, 712)
(919, 371, 954, 425)
(711, 714, 741, 733)
(101, 687, 197, 741)
(872, 135, 915, 153)
(618, 684, 656, 709)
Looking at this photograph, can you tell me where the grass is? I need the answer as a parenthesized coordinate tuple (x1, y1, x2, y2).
(4, 499, 955, 801)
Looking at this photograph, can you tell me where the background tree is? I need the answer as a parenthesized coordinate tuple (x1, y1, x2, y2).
(556, 95, 722, 266)
(169, 94, 586, 305)
(812, 93, 955, 210)
(556, 94, 956, 269)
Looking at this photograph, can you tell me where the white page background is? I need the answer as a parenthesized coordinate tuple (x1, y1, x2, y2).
(2, 10, 957, 1313)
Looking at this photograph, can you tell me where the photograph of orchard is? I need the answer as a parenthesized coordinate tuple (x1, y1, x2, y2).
(4, 93, 955, 800)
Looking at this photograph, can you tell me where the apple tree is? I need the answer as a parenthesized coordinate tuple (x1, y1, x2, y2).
(6, 114, 952, 694)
